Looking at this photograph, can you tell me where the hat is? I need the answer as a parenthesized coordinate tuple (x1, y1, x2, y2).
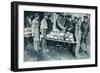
(34, 13, 39, 18)
(74, 16, 79, 20)
(56, 13, 63, 16)
(84, 16, 88, 19)
(43, 13, 49, 16)
(66, 15, 72, 18)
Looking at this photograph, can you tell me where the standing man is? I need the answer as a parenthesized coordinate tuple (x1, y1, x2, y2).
(74, 17, 82, 58)
(24, 14, 33, 49)
(24, 14, 32, 27)
(56, 13, 66, 32)
(65, 16, 79, 56)
(80, 16, 89, 53)
(65, 15, 73, 32)
(40, 13, 49, 38)
(40, 13, 49, 53)
(72, 17, 79, 42)
(46, 14, 53, 34)
(65, 16, 78, 42)
(71, 17, 80, 57)
(31, 13, 40, 51)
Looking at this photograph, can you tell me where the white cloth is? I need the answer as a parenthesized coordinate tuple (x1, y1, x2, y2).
(31, 19, 39, 41)
(40, 18, 48, 29)
(24, 27, 32, 37)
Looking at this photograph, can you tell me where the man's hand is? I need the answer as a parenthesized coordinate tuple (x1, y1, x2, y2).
(32, 33, 36, 37)
(62, 28, 66, 33)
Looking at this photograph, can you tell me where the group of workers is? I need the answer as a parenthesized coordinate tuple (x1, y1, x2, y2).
(24, 12, 90, 58)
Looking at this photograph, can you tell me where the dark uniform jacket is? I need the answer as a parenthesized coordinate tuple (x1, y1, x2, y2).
(81, 21, 89, 38)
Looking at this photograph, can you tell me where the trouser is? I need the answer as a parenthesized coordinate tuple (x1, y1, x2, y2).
(24, 37, 32, 49)
(41, 29, 47, 38)
(74, 42, 80, 57)
(41, 38, 47, 50)
(33, 40, 39, 51)
(81, 36, 86, 43)
(74, 32, 81, 58)
(80, 35, 89, 54)
(41, 29, 49, 53)
(70, 31, 76, 42)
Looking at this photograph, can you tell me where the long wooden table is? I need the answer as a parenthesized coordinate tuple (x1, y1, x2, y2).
(41, 37, 78, 57)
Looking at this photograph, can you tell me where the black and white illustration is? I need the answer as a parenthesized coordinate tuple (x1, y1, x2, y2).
(11, 2, 97, 71)
(24, 11, 90, 62)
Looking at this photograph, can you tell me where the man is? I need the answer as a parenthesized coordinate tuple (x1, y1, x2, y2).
(46, 14, 53, 33)
(31, 13, 40, 51)
(81, 16, 89, 43)
(56, 13, 66, 32)
(80, 16, 89, 53)
(65, 16, 78, 42)
(65, 16, 79, 56)
(65, 15, 73, 32)
(24, 14, 32, 27)
(74, 17, 82, 58)
(72, 17, 79, 41)
(24, 15, 32, 49)
(40, 13, 49, 38)
(40, 13, 49, 53)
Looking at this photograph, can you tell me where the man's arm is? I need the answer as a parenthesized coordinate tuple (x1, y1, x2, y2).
(80, 21, 84, 32)
(56, 18, 65, 30)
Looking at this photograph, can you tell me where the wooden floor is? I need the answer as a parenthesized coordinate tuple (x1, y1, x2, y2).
(24, 43, 90, 62)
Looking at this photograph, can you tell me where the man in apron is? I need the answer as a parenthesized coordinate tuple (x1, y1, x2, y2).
(31, 13, 40, 51)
